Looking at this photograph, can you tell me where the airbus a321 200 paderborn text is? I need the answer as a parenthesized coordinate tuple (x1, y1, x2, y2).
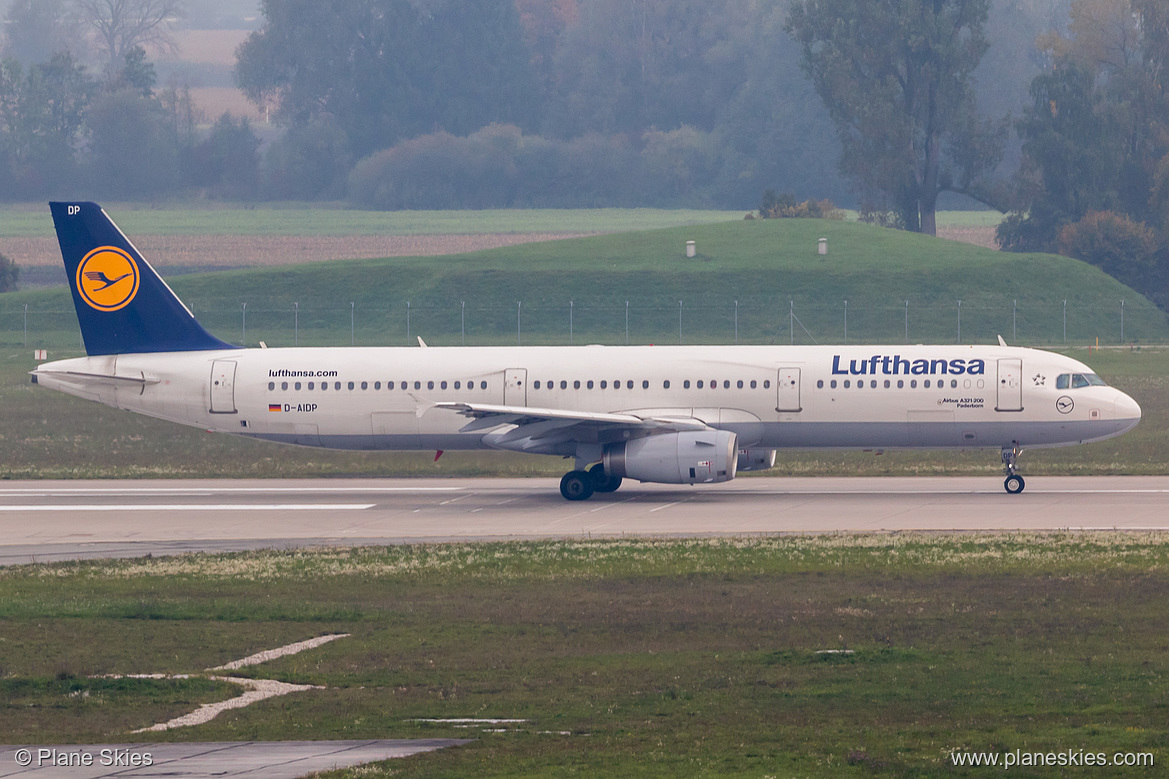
(32, 203, 1141, 500)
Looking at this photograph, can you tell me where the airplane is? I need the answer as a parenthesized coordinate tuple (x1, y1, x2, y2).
(31, 202, 1142, 500)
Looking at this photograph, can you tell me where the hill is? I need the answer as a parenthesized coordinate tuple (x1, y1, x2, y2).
(2, 218, 1166, 349)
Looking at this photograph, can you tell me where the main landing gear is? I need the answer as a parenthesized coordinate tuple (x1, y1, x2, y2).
(1002, 444, 1025, 494)
(559, 463, 623, 501)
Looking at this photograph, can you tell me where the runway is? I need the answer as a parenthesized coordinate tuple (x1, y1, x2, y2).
(3, 476, 1169, 565)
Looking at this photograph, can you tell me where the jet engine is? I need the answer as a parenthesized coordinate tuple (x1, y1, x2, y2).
(737, 448, 777, 472)
(604, 430, 738, 484)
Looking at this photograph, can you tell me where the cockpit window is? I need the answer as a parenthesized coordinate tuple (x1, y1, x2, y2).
(1057, 373, 1108, 389)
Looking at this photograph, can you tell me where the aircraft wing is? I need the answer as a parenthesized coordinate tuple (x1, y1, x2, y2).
(434, 401, 709, 453)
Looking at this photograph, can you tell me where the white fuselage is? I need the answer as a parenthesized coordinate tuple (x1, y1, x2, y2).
(33, 343, 1141, 458)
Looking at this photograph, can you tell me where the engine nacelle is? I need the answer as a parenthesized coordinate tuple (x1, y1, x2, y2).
(604, 430, 738, 485)
(737, 448, 777, 472)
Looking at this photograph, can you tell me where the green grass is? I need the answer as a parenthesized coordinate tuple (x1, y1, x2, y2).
(1, 536, 1167, 775)
(0, 205, 742, 237)
(3, 218, 1166, 349)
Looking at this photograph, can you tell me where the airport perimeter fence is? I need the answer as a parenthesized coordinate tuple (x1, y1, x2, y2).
(2, 296, 1164, 353)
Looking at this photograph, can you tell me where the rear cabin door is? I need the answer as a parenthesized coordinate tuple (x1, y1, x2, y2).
(210, 360, 237, 414)
(504, 368, 528, 406)
(995, 358, 1023, 412)
(777, 368, 802, 412)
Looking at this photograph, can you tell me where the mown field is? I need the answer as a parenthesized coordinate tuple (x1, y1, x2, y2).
(3, 218, 1165, 350)
(1, 536, 1166, 776)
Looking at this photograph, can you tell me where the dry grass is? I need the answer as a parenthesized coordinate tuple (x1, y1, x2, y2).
(936, 224, 998, 249)
(3, 233, 594, 270)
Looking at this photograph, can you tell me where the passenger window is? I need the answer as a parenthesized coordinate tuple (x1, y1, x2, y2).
(870, 380, 877, 388)
(627, 380, 634, 389)
(480, 381, 487, 389)
(950, 379, 958, 388)
(308, 382, 315, 390)
(348, 381, 355, 390)
(664, 380, 671, 389)
(884, 380, 890, 388)
(897, 380, 904, 389)
(454, 381, 460, 390)
(562, 380, 569, 389)
(360, 381, 367, 390)
(750, 380, 757, 389)
(268, 382, 275, 390)
(322, 383, 328, 391)
(763, 380, 771, 389)
(587, 380, 594, 389)
(441, 381, 448, 390)
(374, 381, 381, 390)
(401, 381, 408, 391)
(427, 381, 434, 390)
(697, 380, 704, 389)
(844, 380, 850, 388)
(643, 380, 649, 389)
(414, 381, 421, 390)
(601, 380, 608, 389)
(817, 380, 824, 389)
(727, 380, 733, 389)
(534, 381, 541, 389)
(911, 380, 917, 388)
(830, 380, 837, 389)
(295, 382, 302, 390)
(683, 380, 690, 389)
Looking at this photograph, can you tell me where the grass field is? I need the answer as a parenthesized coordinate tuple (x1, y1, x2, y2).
(3, 219, 1165, 349)
(0, 206, 743, 237)
(1, 536, 1166, 776)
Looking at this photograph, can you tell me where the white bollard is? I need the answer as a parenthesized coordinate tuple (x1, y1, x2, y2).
(818, 238, 827, 256)
(686, 240, 696, 258)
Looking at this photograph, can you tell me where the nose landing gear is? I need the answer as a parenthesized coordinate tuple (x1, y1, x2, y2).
(1002, 444, 1025, 494)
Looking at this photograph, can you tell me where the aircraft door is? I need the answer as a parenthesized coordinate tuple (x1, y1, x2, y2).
(504, 368, 528, 406)
(996, 358, 1023, 412)
(210, 360, 237, 413)
(777, 368, 802, 412)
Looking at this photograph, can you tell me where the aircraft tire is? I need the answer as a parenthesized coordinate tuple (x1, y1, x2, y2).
(1004, 474, 1025, 494)
(560, 470, 595, 501)
(589, 463, 623, 493)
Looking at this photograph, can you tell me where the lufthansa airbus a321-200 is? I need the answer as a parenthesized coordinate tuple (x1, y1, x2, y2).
(32, 202, 1142, 500)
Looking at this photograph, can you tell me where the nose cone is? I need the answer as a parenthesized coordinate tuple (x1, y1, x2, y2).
(1115, 391, 1142, 433)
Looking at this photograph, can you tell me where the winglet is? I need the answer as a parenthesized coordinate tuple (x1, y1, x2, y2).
(997, 334, 1008, 347)
(50, 202, 236, 355)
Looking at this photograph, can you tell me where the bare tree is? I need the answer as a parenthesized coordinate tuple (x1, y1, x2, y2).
(73, 0, 184, 80)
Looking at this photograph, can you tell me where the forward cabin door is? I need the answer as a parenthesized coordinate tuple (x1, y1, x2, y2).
(209, 360, 237, 414)
(995, 358, 1023, 412)
(504, 368, 528, 406)
(777, 368, 802, 412)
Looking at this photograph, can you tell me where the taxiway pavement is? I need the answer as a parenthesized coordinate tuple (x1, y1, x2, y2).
(3, 476, 1168, 565)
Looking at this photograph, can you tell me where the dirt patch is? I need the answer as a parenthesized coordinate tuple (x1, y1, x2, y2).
(936, 225, 998, 249)
(3, 233, 593, 271)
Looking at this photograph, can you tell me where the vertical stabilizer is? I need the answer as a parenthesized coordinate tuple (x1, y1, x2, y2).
(50, 201, 236, 355)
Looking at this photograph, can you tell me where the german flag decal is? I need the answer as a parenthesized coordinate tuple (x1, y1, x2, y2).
(268, 404, 281, 412)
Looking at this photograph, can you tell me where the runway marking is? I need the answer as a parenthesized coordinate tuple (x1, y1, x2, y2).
(0, 504, 375, 512)
(650, 498, 693, 513)
(0, 486, 462, 496)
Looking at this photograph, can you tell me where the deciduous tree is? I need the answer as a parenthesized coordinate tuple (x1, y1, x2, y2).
(785, 0, 1007, 235)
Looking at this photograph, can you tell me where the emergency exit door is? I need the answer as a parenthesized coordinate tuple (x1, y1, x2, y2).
(504, 368, 528, 406)
(777, 367, 802, 412)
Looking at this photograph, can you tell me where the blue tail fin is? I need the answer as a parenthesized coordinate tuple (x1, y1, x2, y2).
(50, 202, 236, 355)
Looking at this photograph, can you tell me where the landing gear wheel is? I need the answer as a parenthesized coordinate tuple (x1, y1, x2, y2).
(1001, 443, 1025, 495)
(560, 470, 595, 501)
(1004, 474, 1025, 494)
(588, 463, 622, 493)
